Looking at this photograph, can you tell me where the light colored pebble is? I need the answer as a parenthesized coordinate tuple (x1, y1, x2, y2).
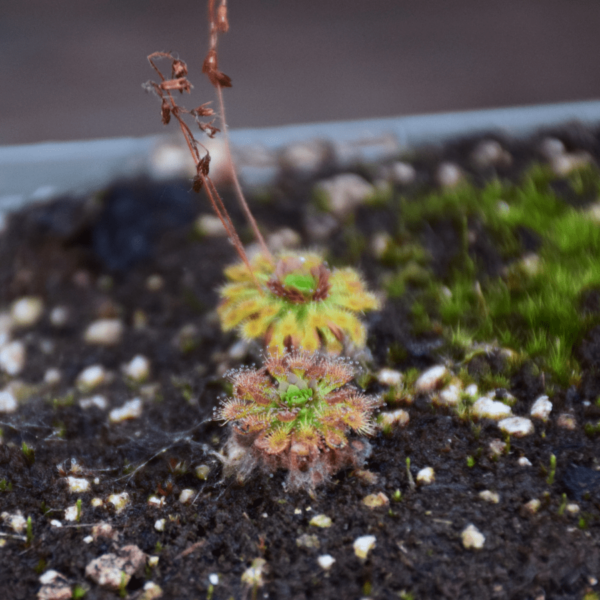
(281, 140, 330, 177)
(0, 340, 26, 375)
(471, 139, 511, 169)
(37, 569, 72, 600)
(557, 413, 577, 430)
(523, 499, 541, 514)
(498, 416, 534, 437)
(415, 365, 449, 393)
(109, 398, 143, 423)
(566, 503, 580, 514)
(362, 492, 390, 509)
(379, 408, 410, 429)
(91, 498, 104, 508)
(416, 466, 435, 485)
(145, 274, 164, 292)
(465, 383, 478, 397)
(389, 161, 416, 185)
(267, 228, 302, 253)
(85, 545, 146, 591)
(518, 457, 532, 467)
(479, 490, 500, 504)
(316, 173, 375, 217)
(208, 573, 219, 585)
(139, 581, 163, 600)
(241, 558, 267, 588)
(472, 397, 512, 420)
(79, 395, 108, 411)
(76, 365, 106, 392)
(353, 535, 376, 559)
(370, 232, 391, 259)
(92, 523, 116, 540)
(148, 556, 160, 568)
(64, 505, 79, 522)
(83, 535, 93, 544)
(49, 307, 69, 328)
(550, 151, 592, 177)
(154, 519, 166, 532)
(377, 368, 403, 387)
(43, 368, 61, 387)
(66, 476, 90, 494)
(1, 510, 26, 533)
(436, 162, 463, 188)
(123, 355, 150, 383)
(11, 297, 44, 328)
(317, 554, 336, 570)
(538, 137, 565, 159)
(195, 214, 227, 237)
(461, 524, 485, 549)
(530, 395, 552, 421)
(108, 492, 130, 513)
(309, 514, 332, 528)
(50, 520, 62, 528)
(195, 464, 210, 480)
(148, 495, 165, 508)
(178, 489, 195, 504)
(435, 382, 462, 407)
(0, 389, 17, 413)
(296, 534, 320, 550)
(228, 339, 250, 361)
(84, 319, 123, 346)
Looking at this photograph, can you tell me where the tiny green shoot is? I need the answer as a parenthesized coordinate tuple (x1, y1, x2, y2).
(546, 454, 557, 485)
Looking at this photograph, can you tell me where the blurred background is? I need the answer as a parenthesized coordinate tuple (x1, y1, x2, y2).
(1, 0, 599, 146)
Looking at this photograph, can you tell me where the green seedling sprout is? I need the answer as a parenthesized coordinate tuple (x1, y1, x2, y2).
(392, 489, 402, 502)
(118, 572, 128, 598)
(21, 441, 35, 466)
(557, 493, 567, 516)
(546, 454, 557, 485)
(72, 585, 87, 599)
(466, 455, 476, 468)
(25, 516, 33, 546)
(406, 457, 415, 489)
(76, 498, 82, 523)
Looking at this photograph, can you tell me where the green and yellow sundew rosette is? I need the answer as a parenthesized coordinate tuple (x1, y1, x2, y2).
(218, 251, 380, 354)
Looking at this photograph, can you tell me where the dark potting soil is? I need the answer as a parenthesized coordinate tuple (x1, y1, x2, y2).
(1, 126, 600, 600)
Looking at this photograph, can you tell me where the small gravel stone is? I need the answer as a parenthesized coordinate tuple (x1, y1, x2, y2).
(479, 490, 500, 504)
(145, 274, 165, 292)
(241, 558, 267, 588)
(436, 162, 463, 188)
(498, 416, 534, 437)
(523, 499, 541, 515)
(0, 340, 26, 375)
(109, 398, 143, 423)
(389, 161, 416, 185)
(280, 140, 330, 177)
(49, 306, 69, 328)
(38, 569, 72, 600)
(538, 137, 565, 159)
(123, 355, 150, 383)
(416, 466, 435, 485)
(154, 519, 166, 532)
(11, 297, 44, 328)
(66, 476, 90, 494)
(83, 535, 93, 544)
(91, 498, 104, 508)
(84, 319, 124, 346)
(557, 413, 577, 430)
(471, 139, 511, 169)
(178, 489, 195, 504)
(353, 535, 376, 559)
(76, 365, 106, 392)
(0, 388, 17, 413)
(461, 524, 485, 549)
(228, 339, 250, 361)
(148, 556, 159, 568)
(550, 151, 592, 177)
(85, 545, 146, 591)
(43, 368, 61, 387)
(316, 173, 375, 217)
(518, 457, 533, 467)
(317, 554, 336, 570)
(139, 582, 163, 600)
(92, 523, 116, 540)
(195, 465, 210, 480)
(435, 382, 462, 407)
(377, 368, 403, 387)
(108, 492, 130, 513)
(208, 573, 219, 585)
(415, 365, 449, 393)
(379, 408, 410, 430)
(362, 492, 390, 509)
(79, 395, 108, 410)
(530, 395, 552, 421)
(195, 214, 227, 237)
(147, 495, 164, 508)
(309, 514, 332, 528)
(472, 397, 512, 420)
(267, 228, 302, 253)
(296, 534, 320, 550)
(50, 520, 62, 528)
(370, 232, 391, 259)
(2, 510, 26, 533)
(64, 504, 79, 522)
(566, 503, 580, 514)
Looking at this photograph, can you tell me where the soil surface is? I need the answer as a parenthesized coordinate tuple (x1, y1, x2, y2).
(1, 127, 600, 600)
